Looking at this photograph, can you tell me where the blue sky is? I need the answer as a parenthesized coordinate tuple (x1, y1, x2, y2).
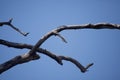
(0, 0, 120, 80)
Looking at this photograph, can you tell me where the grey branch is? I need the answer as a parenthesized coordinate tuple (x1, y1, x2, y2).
(0, 18, 29, 36)
(1, 23, 120, 74)
(28, 23, 120, 56)
(52, 30, 67, 43)
(0, 52, 40, 74)
(0, 39, 93, 73)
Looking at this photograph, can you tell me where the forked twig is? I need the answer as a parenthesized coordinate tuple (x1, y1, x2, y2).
(0, 18, 29, 36)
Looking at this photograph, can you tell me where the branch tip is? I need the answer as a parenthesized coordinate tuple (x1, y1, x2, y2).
(52, 31, 67, 43)
(9, 18, 13, 23)
(85, 63, 94, 70)
(56, 33, 67, 43)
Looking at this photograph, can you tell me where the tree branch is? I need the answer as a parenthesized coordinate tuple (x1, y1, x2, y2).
(0, 52, 40, 74)
(0, 18, 29, 36)
(58, 56, 93, 72)
(28, 23, 120, 56)
(0, 39, 93, 73)
(1, 23, 120, 74)
(53, 31, 67, 43)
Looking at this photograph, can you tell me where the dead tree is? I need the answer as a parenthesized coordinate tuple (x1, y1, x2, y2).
(0, 19, 120, 74)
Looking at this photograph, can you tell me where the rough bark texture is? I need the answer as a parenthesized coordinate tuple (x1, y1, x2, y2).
(0, 19, 120, 74)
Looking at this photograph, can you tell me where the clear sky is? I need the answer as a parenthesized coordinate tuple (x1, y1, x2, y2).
(0, 0, 120, 80)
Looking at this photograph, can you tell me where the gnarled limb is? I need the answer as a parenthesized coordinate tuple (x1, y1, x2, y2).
(1, 22, 120, 74)
(28, 23, 120, 56)
(0, 39, 93, 73)
(0, 52, 40, 74)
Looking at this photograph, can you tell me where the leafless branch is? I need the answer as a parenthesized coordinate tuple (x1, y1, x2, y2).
(0, 52, 40, 74)
(52, 31, 67, 43)
(28, 23, 120, 55)
(1, 22, 120, 74)
(0, 18, 29, 36)
(0, 39, 93, 73)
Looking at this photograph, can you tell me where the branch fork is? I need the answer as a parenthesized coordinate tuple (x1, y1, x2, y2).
(52, 30, 67, 43)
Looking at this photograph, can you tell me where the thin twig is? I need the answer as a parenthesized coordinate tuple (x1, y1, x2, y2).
(52, 30, 67, 43)
(0, 18, 29, 36)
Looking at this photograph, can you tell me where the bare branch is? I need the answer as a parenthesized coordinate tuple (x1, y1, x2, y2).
(56, 23, 120, 32)
(0, 39, 93, 73)
(52, 30, 67, 43)
(28, 23, 120, 55)
(0, 53, 40, 74)
(1, 23, 120, 74)
(0, 18, 29, 36)
(58, 56, 93, 72)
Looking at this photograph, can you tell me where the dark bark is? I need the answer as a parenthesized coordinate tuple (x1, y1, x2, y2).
(0, 18, 29, 36)
(1, 19, 120, 74)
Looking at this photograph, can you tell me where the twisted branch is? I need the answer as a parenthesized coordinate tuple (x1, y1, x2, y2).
(28, 23, 120, 56)
(1, 22, 120, 74)
(0, 39, 93, 73)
